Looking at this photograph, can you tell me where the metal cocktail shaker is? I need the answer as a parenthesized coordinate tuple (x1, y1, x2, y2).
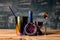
(16, 16, 28, 35)
(15, 16, 22, 35)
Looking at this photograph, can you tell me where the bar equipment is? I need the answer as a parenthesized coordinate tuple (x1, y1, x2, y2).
(24, 11, 37, 36)
(9, 6, 21, 35)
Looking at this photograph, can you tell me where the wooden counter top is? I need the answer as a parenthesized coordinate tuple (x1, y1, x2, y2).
(0, 29, 60, 40)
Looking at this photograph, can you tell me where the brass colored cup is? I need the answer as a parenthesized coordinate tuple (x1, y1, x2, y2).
(16, 16, 23, 35)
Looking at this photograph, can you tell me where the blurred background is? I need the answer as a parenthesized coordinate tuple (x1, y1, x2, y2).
(0, 0, 60, 29)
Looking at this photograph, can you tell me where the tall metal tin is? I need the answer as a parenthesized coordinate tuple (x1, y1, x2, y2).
(16, 16, 22, 35)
